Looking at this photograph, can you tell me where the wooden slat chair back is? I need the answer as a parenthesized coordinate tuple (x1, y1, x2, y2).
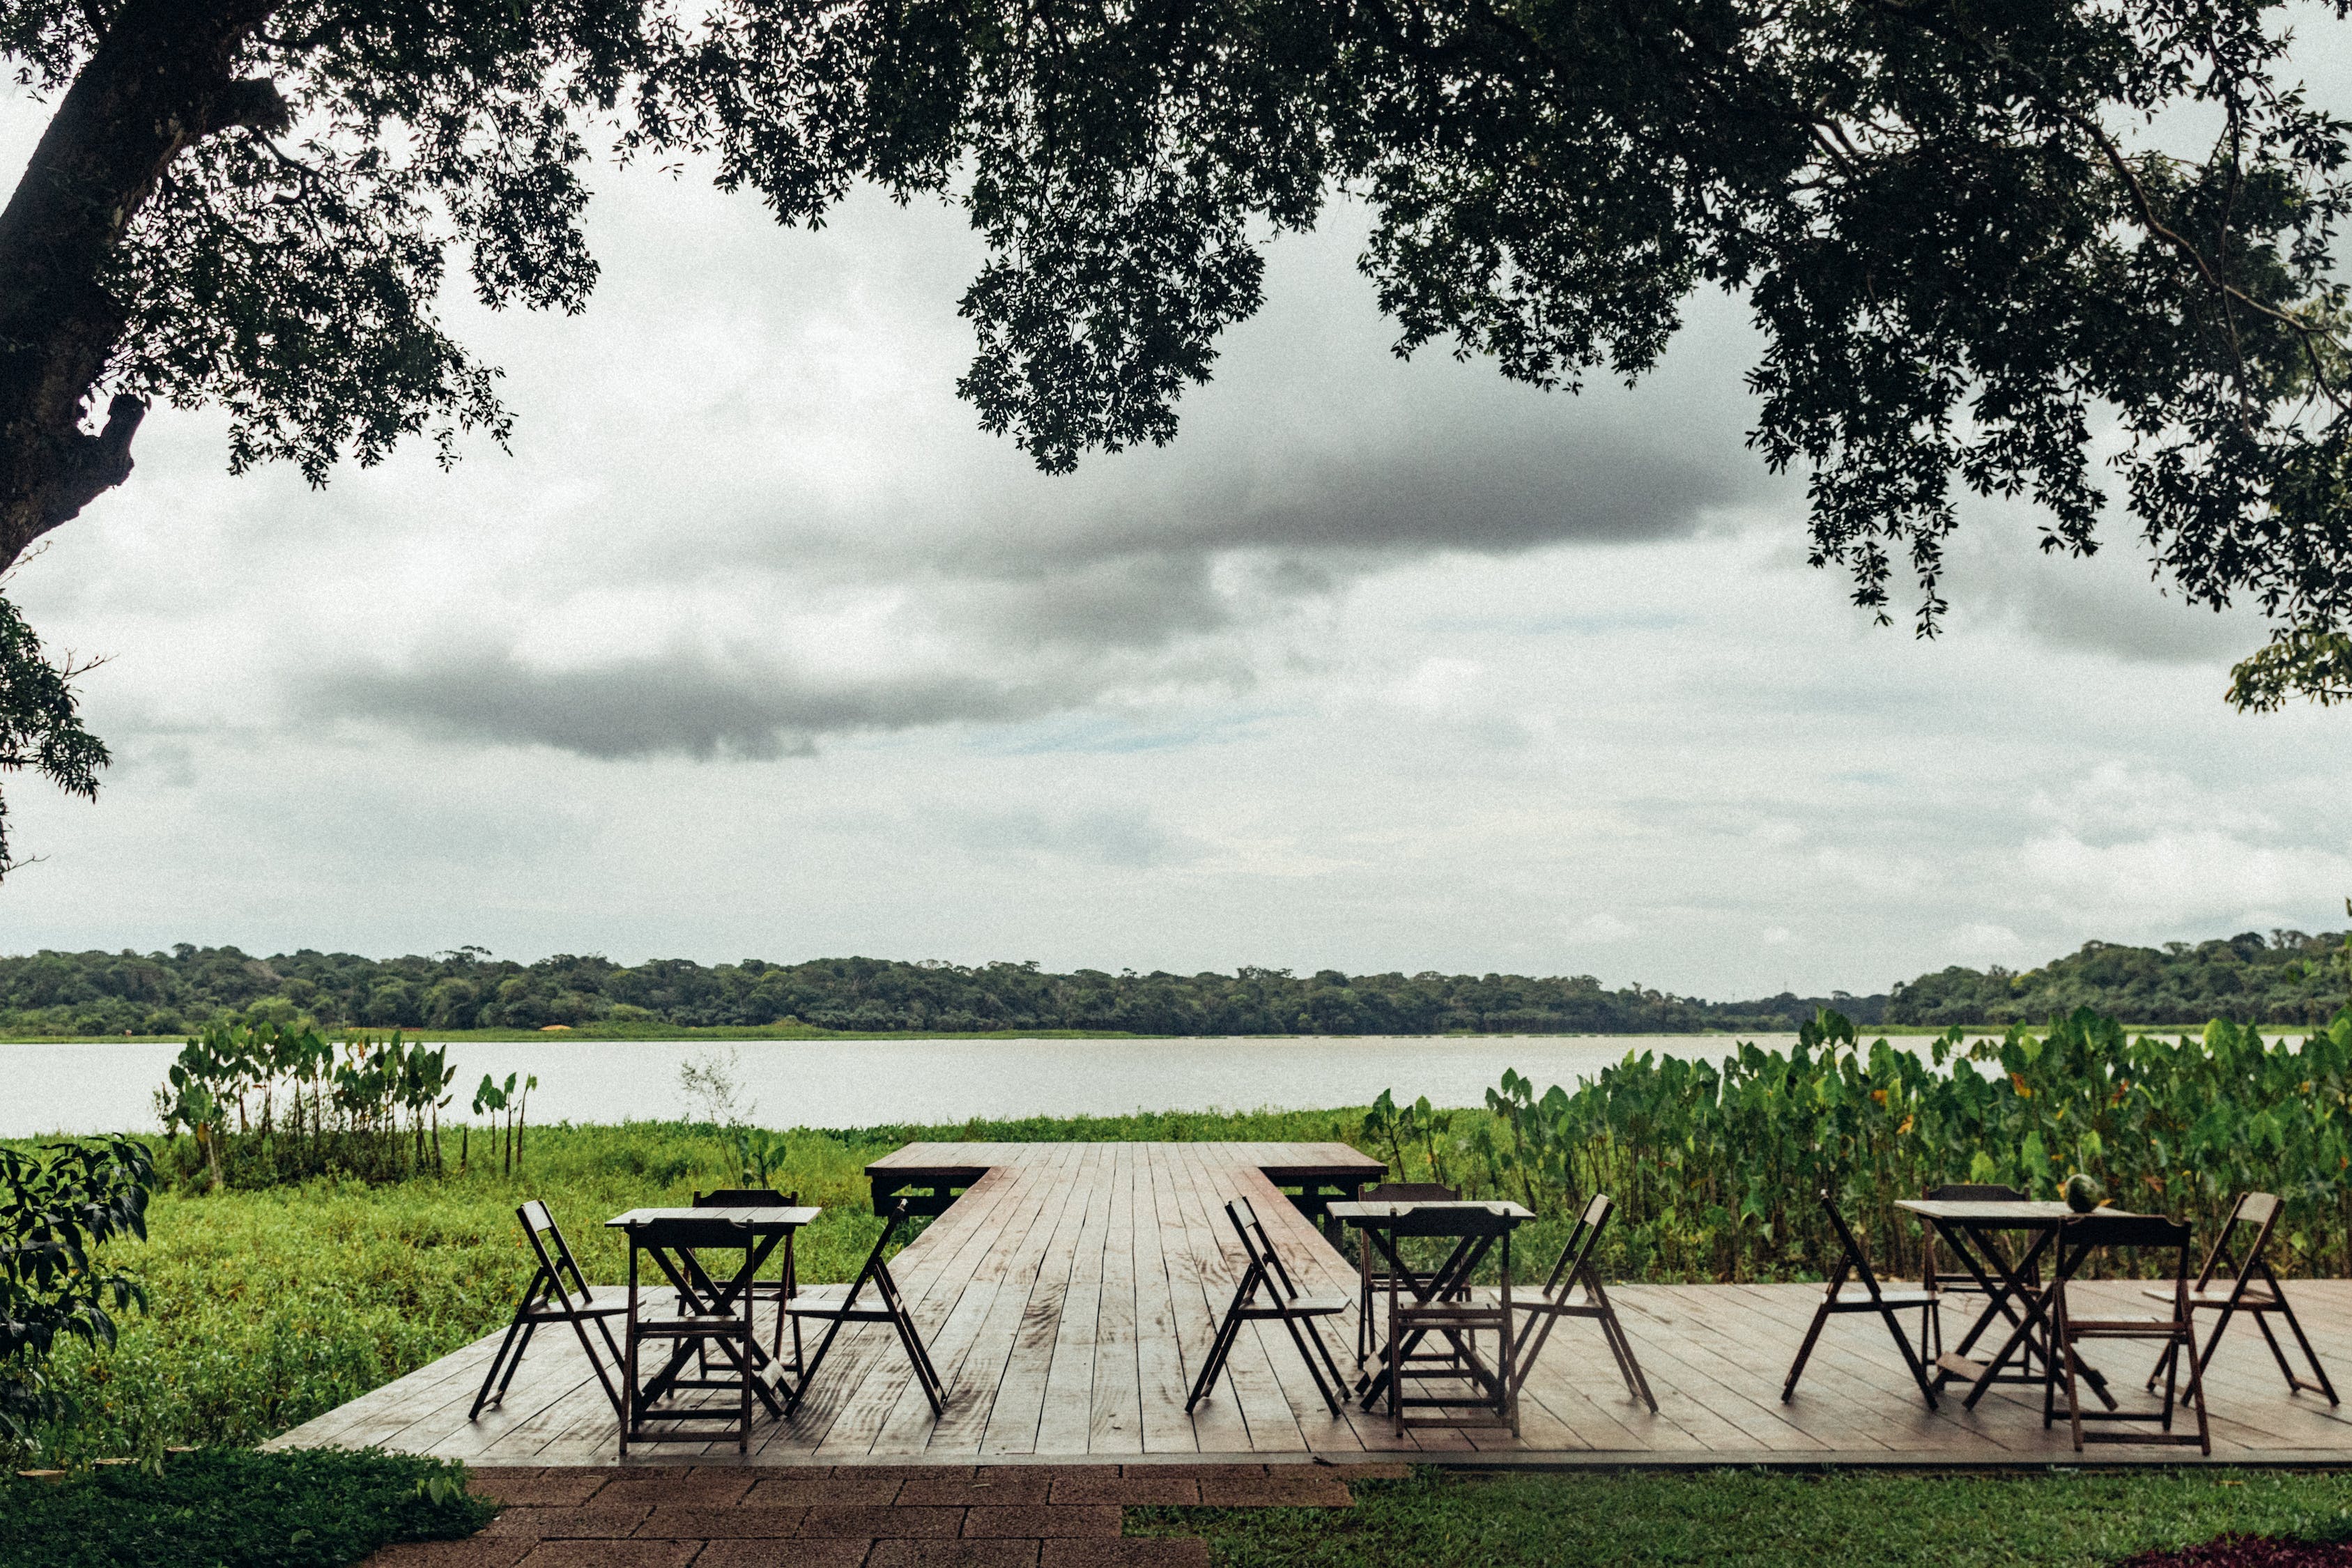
(1381, 1203, 1518, 1436)
(2045, 1213, 2209, 1453)
(2143, 1191, 2337, 1404)
(1185, 1195, 1352, 1417)
(1502, 1193, 1656, 1410)
(694, 1186, 803, 1374)
(1352, 1181, 1462, 1362)
(621, 1211, 766, 1455)
(785, 1199, 946, 1418)
(471, 1199, 627, 1422)
(1919, 1182, 2031, 1360)
(1781, 1190, 1942, 1408)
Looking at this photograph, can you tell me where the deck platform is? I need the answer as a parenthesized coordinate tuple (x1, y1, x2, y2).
(270, 1142, 2352, 1467)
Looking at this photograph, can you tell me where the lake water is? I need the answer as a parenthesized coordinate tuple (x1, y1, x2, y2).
(6, 1030, 2303, 1139)
(3, 1034, 1798, 1138)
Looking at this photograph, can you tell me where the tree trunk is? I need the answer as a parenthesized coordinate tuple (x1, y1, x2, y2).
(0, 1, 284, 571)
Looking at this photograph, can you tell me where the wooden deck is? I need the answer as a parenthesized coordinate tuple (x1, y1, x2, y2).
(269, 1142, 2352, 1467)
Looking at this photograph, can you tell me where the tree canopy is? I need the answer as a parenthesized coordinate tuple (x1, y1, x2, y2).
(1, 925, 2345, 1037)
(2, 0, 2351, 861)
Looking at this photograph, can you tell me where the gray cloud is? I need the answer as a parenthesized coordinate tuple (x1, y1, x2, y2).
(305, 645, 1079, 760)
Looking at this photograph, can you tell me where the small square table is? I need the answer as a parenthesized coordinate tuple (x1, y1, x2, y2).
(607, 1204, 820, 1410)
(1896, 1198, 2128, 1410)
(1330, 1199, 1536, 1410)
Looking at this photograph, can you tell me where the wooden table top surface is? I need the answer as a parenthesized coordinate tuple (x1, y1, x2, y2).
(1895, 1199, 2142, 1224)
(605, 1206, 822, 1228)
(1326, 1199, 1537, 1222)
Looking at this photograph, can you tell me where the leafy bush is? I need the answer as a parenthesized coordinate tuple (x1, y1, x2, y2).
(1433, 1006, 2352, 1282)
(0, 1137, 151, 1442)
(0, 1448, 491, 1568)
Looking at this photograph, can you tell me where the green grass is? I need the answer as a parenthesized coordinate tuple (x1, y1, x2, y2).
(1130, 1468, 2352, 1567)
(0, 1448, 493, 1568)
(11, 1109, 1365, 1463)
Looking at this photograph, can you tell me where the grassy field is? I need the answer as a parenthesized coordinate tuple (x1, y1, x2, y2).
(11, 1109, 1367, 1463)
(1133, 1468, 2352, 1567)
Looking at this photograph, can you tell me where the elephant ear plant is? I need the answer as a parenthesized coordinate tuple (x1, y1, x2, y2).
(0, 1135, 153, 1450)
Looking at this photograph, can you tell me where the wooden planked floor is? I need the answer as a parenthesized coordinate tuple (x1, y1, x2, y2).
(268, 1142, 2352, 1466)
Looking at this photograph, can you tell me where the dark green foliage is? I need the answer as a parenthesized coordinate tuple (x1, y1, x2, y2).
(0, 1448, 491, 1568)
(0, 596, 105, 878)
(1892, 930, 2352, 1028)
(1127, 1468, 2352, 1568)
(1425, 1008, 2352, 1284)
(0, 944, 1886, 1037)
(0, 1137, 150, 1440)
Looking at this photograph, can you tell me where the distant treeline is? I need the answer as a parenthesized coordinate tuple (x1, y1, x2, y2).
(1888, 929, 2351, 1028)
(0, 927, 2342, 1038)
(0, 946, 1882, 1037)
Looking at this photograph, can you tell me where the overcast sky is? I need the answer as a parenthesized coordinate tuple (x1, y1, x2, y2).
(0, 59, 2346, 1003)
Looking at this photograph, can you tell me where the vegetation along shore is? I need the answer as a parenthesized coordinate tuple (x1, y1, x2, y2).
(0, 925, 2346, 1040)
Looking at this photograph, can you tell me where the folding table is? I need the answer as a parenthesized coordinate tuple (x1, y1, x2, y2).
(1331, 1198, 1535, 1413)
(606, 1203, 821, 1413)
(1896, 1197, 2126, 1411)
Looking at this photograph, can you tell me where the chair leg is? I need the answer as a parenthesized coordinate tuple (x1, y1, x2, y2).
(1598, 1303, 1658, 1413)
(1781, 1298, 1834, 1404)
(890, 1304, 946, 1415)
(472, 1307, 534, 1420)
(2267, 1292, 2341, 1403)
(1186, 1280, 1250, 1413)
(1270, 1308, 1341, 1417)
(1877, 1305, 1939, 1411)
(2061, 1305, 2087, 1453)
(787, 1311, 854, 1417)
(2181, 1318, 2212, 1455)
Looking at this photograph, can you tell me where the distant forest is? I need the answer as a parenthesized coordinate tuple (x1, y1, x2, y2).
(0, 928, 2342, 1038)
(1885, 928, 2350, 1029)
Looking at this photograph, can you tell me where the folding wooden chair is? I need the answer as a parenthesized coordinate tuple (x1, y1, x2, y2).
(471, 1199, 627, 1422)
(1781, 1190, 1941, 1408)
(1382, 1203, 1517, 1435)
(2144, 1192, 2337, 1404)
(1353, 1181, 1460, 1363)
(1920, 1182, 2033, 1361)
(622, 1212, 770, 1455)
(1187, 1195, 1352, 1417)
(2046, 1213, 2208, 1454)
(785, 1199, 945, 1418)
(1500, 1193, 1656, 1411)
(694, 1186, 803, 1375)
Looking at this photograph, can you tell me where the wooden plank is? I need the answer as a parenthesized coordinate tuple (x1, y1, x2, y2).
(921, 1144, 1086, 1455)
(1035, 1144, 1116, 1452)
(1085, 1140, 1144, 1453)
(981, 1143, 1105, 1453)
(1134, 1144, 1200, 1454)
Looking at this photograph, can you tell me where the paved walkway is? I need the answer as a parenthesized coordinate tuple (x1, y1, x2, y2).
(368, 1462, 1399, 1567)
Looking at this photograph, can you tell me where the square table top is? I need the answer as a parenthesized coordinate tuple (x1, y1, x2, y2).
(1326, 1199, 1537, 1223)
(1895, 1199, 2139, 1224)
(605, 1206, 822, 1229)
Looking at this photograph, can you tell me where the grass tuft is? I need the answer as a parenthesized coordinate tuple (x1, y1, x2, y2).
(0, 1448, 492, 1568)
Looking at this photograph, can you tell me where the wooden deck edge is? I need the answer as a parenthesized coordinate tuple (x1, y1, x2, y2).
(432, 1446, 2352, 1472)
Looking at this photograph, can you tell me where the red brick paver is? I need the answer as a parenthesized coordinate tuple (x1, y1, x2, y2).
(366, 1461, 1365, 1568)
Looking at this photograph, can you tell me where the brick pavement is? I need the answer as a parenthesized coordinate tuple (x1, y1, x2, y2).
(365, 1463, 1406, 1568)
